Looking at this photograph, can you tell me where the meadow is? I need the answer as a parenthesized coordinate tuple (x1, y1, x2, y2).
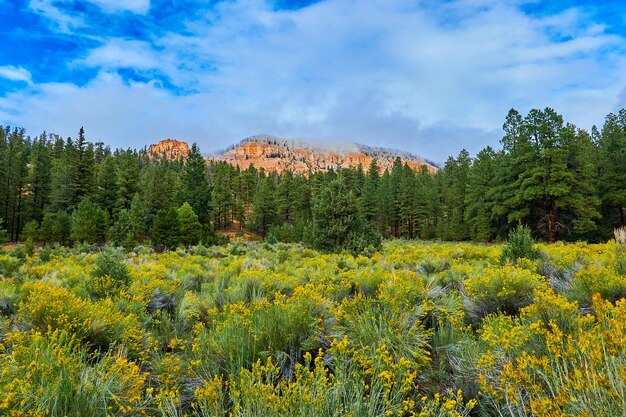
(0, 237, 625, 417)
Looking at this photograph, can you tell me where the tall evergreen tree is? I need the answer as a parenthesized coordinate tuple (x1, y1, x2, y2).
(598, 111, 626, 231)
(178, 202, 202, 246)
(253, 175, 277, 238)
(360, 159, 380, 226)
(308, 178, 381, 254)
(25, 134, 52, 224)
(71, 197, 108, 244)
(211, 162, 234, 230)
(465, 147, 497, 241)
(180, 144, 212, 224)
(151, 207, 179, 251)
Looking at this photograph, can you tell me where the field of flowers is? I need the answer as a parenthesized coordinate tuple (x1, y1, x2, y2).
(0, 239, 625, 417)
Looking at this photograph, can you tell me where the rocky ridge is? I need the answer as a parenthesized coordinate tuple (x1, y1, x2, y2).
(210, 135, 438, 174)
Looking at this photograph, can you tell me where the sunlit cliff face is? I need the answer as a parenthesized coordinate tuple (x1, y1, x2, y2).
(147, 139, 190, 160)
(209, 136, 438, 175)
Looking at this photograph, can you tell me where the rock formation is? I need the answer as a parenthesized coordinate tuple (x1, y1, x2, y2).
(147, 139, 190, 160)
(210, 135, 438, 174)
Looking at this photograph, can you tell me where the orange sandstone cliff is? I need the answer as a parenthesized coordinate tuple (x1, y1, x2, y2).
(210, 135, 438, 174)
(147, 139, 190, 159)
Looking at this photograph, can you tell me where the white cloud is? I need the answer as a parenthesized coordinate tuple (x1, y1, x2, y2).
(86, 0, 150, 14)
(77, 39, 160, 70)
(28, 0, 150, 33)
(6, 0, 626, 162)
(28, 0, 85, 33)
(0, 66, 33, 84)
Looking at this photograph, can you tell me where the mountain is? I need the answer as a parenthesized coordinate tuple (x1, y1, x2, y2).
(147, 139, 190, 159)
(210, 135, 438, 174)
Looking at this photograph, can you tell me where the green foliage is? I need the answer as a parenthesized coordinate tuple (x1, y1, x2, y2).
(308, 178, 381, 254)
(0, 329, 147, 417)
(177, 202, 202, 246)
(501, 224, 541, 264)
(71, 197, 109, 244)
(151, 207, 180, 251)
(0, 218, 7, 243)
(464, 265, 547, 321)
(21, 220, 39, 242)
(0, 254, 22, 278)
(23, 238, 35, 257)
(92, 245, 131, 288)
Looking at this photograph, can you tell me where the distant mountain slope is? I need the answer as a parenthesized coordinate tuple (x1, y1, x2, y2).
(210, 135, 438, 174)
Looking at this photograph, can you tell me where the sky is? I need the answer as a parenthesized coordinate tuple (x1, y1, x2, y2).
(1, 0, 626, 162)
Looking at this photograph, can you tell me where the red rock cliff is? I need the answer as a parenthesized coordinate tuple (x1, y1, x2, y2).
(210, 136, 438, 174)
(148, 139, 190, 160)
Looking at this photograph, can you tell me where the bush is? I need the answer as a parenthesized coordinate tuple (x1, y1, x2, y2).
(501, 224, 541, 264)
(569, 266, 626, 308)
(0, 329, 147, 417)
(0, 282, 19, 316)
(21, 220, 39, 242)
(92, 246, 131, 287)
(266, 233, 279, 245)
(463, 265, 546, 321)
(19, 282, 146, 359)
(0, 254, 21, 278)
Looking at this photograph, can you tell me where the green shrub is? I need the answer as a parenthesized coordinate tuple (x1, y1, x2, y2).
(569, 266, 626, 308)
(0, 254, 21, 278)
(500, 224, 541, 264)
(0, 282, 19, 316)
(19, 282, 146, 359)
(463, 265, 546, 322)
(92, 246, 130, 287)
(0, 329, 147, 417)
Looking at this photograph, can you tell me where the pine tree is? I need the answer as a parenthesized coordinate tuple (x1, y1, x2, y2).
(398, 164, 416, 238)
(151, 207, 179, 251)
(178, 202, 202, 246)
(115, 150, 140, 214)
(25, 133, 52, 224)
(129, 194, 148, 242)
(1, 128, 30, 240)
(0, 218, 7, 243)
(110, 209, 136, 249)
(253, 175, 277, 238)
(71, 197, 107, 244)
(308, 178, 381, 254)
(465, 147, 497, 241)
(74, 127, 95, 201)
(50, 138, 78, 211)
(413, 166, 437, 239)
(598, 111, 626, 231)
(360, 159, 380, 225)
(211, 162, 234, 230)
(180, 144, 212, 224)
(94, 155, 117, 215)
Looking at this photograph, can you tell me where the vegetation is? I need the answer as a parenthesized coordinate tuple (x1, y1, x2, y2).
(0, 106, 624, 254)
(0, 240, 624, 416)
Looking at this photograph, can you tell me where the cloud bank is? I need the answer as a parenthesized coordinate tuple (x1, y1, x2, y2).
(1, 0, 626, 161)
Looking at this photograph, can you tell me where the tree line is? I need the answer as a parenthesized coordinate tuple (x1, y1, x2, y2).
(0, 107, 624, 252)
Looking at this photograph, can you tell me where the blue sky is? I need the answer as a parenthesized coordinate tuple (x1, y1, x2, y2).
(1, 0, 626, 161)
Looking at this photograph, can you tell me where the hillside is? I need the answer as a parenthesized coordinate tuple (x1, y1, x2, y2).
(147, 139, 190, 159)
(210, 135, 438, 174)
